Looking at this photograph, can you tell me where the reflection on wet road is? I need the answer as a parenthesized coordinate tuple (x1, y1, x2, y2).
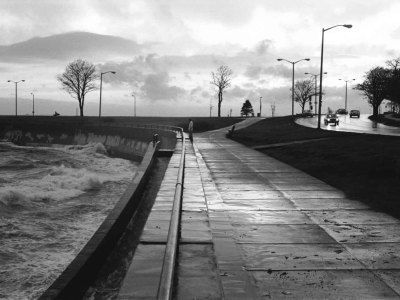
(296, 114, 400, 136)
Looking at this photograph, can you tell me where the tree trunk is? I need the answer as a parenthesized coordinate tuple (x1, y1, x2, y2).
(218, 90, 223, 117)
(373, 105, 379, 117)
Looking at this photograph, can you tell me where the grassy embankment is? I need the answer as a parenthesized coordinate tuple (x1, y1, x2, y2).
(0, 116, 241, 133)
(231, 116, 400, 219)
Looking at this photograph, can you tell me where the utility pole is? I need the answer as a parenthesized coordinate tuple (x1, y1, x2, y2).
(271, 102, 276, 117)
(133, 93, 136, 117)
(30, 92, 35, 116)
(259, 96, 262, 117)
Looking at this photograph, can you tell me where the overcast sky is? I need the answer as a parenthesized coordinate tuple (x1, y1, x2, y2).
(0, 0, 399, 117)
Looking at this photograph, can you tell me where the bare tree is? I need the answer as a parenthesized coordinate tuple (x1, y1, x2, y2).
(211, 65, 233, 117)
(293, 79, 315, 113)
(57, 59, 98, 116)
(355, 66, 390, 117)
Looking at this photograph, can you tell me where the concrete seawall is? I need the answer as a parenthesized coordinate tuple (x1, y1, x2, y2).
(0, 119, 177, 160)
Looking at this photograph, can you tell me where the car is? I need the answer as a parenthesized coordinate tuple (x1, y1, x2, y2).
(336, 108, 348, 115)
(303, 110, 313, 117)
(349, 109, 360, 118)
(324, 113, 339, 125)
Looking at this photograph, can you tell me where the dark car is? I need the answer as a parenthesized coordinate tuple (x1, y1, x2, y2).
(324, 113, 339, 125)
(336, 108, 348, 115)
(349, 109, 360, 118)
(303, 110, 313, 117)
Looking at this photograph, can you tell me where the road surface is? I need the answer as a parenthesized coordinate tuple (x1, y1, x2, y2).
(296, 114, 400, 136)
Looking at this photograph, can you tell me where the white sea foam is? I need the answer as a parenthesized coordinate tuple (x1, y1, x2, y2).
(0, 142, 138, 299)
(0, 143, 137, 205)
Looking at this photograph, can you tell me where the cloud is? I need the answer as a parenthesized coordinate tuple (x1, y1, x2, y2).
(226, 85, 248, 98)
(0, 32, 144, 62)
(255, 39, 273, 56)
(140, 72, 185, 101)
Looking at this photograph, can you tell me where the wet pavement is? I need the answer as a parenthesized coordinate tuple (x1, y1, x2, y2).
(296, 114, 400, 136)
(119, 118, 400, 299)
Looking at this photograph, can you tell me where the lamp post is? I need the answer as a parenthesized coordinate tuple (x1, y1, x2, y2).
(131, 93, 136, 117)
(30, 92, 35, 116)
(259, 96, 262, 117)
(99, 71, 116, 117)
(277, 58, 310, 115)
(338, 78, 356, 111)
(305, 72, 327, 115)
(317, 24, 352, 129)
(7, 80, 25, 116)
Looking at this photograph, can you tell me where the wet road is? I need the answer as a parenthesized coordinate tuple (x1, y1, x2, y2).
(296, 114, 400, 136)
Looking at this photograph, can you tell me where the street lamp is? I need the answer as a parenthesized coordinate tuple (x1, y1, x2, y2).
(277, 58, 310, 115)
(7, 80, 25, 116)
(131, 93, 136, 117)
(305, 72, 327, 114)
(317, 24, 352, 129)
(259, 96, 262, 117)
(30, 92, 35, 116)
(338, 78, 356, 111)
(99, 71, 116, 117)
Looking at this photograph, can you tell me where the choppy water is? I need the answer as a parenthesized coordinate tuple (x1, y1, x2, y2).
(0, 142, 138, 300)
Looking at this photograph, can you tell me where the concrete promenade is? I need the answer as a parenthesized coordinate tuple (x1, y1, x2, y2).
(121, 118, 400, 299)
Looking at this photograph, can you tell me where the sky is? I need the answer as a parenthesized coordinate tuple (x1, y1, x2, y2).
(0, 0, 399, 117)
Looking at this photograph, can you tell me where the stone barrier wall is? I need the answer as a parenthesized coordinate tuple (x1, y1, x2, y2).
(0, 121, 177, 160)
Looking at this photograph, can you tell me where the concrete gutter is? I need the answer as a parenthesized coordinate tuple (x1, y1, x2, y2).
(157, 128, 185, 299)
(39, 141, 159, 300)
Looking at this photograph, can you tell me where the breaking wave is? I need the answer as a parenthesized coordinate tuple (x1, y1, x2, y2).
(0, 142, 138, 299)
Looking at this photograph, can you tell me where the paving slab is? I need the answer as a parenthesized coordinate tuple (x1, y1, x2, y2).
(175, 244, 222, 300)
(251, 270, 399, 299)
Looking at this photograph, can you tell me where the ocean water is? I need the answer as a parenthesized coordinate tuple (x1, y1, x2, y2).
(0, 142, 138, 300)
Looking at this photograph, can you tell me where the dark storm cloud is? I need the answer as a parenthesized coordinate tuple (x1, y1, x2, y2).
(0, 32, 144, 62)
(255, 39, 273, 56)
(140, 72, 185, 101)
(244, 64, 296, 80)
(226, 85, 248, 98)
(190, 86, 203, 96)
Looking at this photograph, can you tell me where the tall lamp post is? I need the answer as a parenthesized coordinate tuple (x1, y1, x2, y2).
(7, 80, 25, 116)
(277, 58, 310, 115)
(338, 78, 355, 111)
(259, 96, 262, 117)
(317, 24, 352, 129)
(99, 71, 116, 117)
(305, 72, 327, 115)
(30, 92, 35, 116)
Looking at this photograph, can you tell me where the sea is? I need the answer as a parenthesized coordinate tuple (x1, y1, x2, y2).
(0, 142, 138, 300)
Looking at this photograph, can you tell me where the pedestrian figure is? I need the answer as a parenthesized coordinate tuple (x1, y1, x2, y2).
(188, 118, 194, 143)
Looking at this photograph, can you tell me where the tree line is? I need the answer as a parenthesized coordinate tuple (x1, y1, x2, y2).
(58, 57, 400, 118)
(354, 57, 400, 117)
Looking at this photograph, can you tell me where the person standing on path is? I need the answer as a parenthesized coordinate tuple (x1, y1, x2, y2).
(188, 118, 194, 143)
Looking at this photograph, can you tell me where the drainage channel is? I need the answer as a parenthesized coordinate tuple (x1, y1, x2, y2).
(82, 155, 172, 299)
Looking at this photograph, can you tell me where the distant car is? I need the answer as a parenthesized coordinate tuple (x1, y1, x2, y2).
(336, 108, 348, 115)
(324, 113, 339, 125)
(303, 110, 313, 117)
(349, 109, 360, 118)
